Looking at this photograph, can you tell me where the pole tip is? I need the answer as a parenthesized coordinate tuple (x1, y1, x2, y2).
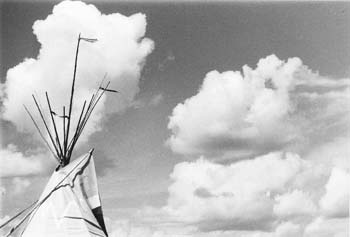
(89, 148, 95, 155)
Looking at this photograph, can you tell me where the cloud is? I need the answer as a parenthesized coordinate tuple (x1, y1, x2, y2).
(305, 137, 350, 171)
(132, 93, 164, 109)
(167, 55, 350, 159)
(134, 150, 347, 235)
(149, 93, 164, 107)
(273, 190, 317, 218)
(138, 149, 349, 236)
(274, 222, 302, 237)
(0, 215, 10, 236)
(1, 0, 154, 147)
(11, 177, 31, 195)
(162, 54, 349, 235)
(0, 0, 153, 178)
(158, 50, 175, 71)
(160, 152, 324, 232)
(109, 220, 160, 237)
(0, 185, 6, 218)
(304, 217, 349, 237)
(0, 144, 51, 177)
(105, 218, 189, 237)
(162, 51, 349, 234)
(319, 168, 350, 218)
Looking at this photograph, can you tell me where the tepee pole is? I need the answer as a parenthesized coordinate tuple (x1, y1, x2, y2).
(23, 35, 102, 167)
(64, 33, 81, 165)
(32, 94, 61, 159)
(23, 105, 59, 162)
(46, 92, 63, 158)
(66, 100, 86, 163)
(63, 106, 67, 157)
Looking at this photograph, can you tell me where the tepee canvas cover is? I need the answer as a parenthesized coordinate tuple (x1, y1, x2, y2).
(21, 151, 107, 237)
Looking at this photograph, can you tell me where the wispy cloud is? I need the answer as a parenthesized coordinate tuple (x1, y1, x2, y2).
(158, 50, 175, 72)
(132, 93, 164, 109)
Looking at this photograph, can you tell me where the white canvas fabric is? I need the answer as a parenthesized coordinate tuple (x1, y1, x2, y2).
(21, 151, 107, 237)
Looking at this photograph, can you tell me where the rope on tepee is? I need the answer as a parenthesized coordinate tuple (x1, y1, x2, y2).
(0, 200, 37, 230)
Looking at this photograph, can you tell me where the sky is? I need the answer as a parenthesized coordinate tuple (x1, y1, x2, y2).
(0, 1, 349, 237)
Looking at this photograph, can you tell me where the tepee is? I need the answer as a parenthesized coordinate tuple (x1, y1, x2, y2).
(1, 34, 117, 236)
(21, 150, 108, 237)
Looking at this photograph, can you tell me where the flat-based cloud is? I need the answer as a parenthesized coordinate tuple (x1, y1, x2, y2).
(125, 151, 348, 236)
(138, 152, 348, 236)
(167, 55, 350, 159)
(162, 152, 323, 231)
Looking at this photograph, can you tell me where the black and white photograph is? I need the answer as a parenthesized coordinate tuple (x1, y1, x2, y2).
(0, 0, 349, 236)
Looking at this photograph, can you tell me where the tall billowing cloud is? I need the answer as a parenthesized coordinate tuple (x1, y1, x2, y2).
(1, 0, 154, 145)
(167, 55, 350, 159)
(0, 1, 153, 177)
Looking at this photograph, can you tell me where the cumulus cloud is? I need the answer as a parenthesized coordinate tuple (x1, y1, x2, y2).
(163, 53, 349, 235)
(109, 220, 161, 237)
(0, 1, 153, 179)
(306, 137, 350, 171)
(98, 54, 348, 236)
(304, 217, 349, 237)
(319, 168, 349, 218)
(133, 150, 349, 235)
(160, 152, 324, 232)
(105, 218, 190, 237)
(274, 222, 302, 237)
(167, 55, 350, 159)
(1, 0, 154, 146)
(273, 190, 317, 218)
(0, 144, 50, 177)
(11, 177, 31, 195)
